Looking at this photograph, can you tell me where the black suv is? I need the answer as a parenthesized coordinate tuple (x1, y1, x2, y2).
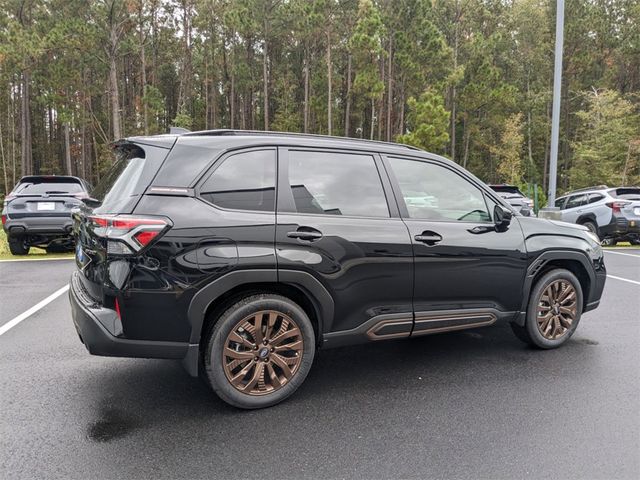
(2, 175, 91, 254)
(69, 130, 606, 409)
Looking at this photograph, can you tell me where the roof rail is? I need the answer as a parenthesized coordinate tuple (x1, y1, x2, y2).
(180, 129, 422, 151)
(565, 185, 609, 194)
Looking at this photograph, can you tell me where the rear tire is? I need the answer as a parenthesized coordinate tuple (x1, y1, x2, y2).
(8, 235, 30, 255)
(203, 293, 315, 409)
(630, 238, 640, 246)
(512, 268, 583, 349)
(601, 237, 617, 246)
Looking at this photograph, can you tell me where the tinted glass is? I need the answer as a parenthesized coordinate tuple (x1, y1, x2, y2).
(16, 181, 83, 195)
(287, 150, 389, 217)
(555, 197, 567, 209)
(565, 194, 587, 209)
(200, 149, 276, 212)
(389, 158, 491, 222)
(588, 194, 604, 204)
(91, 143, 169, 214)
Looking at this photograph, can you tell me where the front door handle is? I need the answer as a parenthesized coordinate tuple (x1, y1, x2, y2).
(414, 231, 442, 246)
(287, 227, 323, 241)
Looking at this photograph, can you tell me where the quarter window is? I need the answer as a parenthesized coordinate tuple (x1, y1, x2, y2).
(200, 150, 276, 212)
(287, 150, 389, 217)
(388, 157, 491, 222)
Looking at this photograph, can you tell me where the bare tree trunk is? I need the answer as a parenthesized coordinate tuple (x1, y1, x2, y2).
(370, 98, 375, 140)
(20, 71, 32, 176)
(304, 47, 310, 133)
(378, 55, 384, 140)
(0, 114, 7, 194)
(621, 142, 632, 185)
(526, 73, 533, 181)
(139, 3, 148, 135)
(230, 73, 235, 129)
(386, 36, 393, 142)
(109, 55, 121, 140)
(450, 0, 460, 162)
(64, 122, 72, 175)
(326, 32, 332, 136)
(263, 31, 269, 130)
(463, 116, 471, 169)
(345, 53, 351, 137)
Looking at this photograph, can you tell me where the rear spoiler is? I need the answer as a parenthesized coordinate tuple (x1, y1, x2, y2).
(18, 175, 83, 184)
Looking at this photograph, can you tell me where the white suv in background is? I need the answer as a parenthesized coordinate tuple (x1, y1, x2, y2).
(555, 186, 640, 245)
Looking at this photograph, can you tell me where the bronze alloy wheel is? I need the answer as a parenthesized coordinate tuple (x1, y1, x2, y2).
(222, 310, 304, 396)
(536, 279, 578, 340)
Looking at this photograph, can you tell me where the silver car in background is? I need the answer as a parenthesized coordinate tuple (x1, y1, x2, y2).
(488, 184, 534, 217)
(554, 185, 640, 245)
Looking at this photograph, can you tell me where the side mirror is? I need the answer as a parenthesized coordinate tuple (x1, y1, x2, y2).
(494, 205, 513, 231)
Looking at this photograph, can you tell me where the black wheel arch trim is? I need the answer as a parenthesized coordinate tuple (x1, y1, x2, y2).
(186, 269, 335, 345)
(515, 249, 596, 326)
(576, 214, 597, 227)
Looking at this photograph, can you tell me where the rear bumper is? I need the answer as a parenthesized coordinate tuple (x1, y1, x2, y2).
(4, 215, 73, 235)
(69, 271, 189, 360)
(599, 215, 640, 238)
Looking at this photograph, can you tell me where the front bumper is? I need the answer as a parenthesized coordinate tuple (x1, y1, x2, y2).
(69, 271, 189, 360)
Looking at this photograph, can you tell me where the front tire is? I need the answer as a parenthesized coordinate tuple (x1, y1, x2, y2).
(512, 269, 583, 349)
(8, 235, 30, 255)
(581, 220, 598, 238)
(203, 293, 315, 409)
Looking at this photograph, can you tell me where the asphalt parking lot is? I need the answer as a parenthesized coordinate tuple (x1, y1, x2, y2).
(1, 251, 639, 479)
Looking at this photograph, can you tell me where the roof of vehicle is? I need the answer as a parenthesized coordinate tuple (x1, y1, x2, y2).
(125, 129, 431, 157)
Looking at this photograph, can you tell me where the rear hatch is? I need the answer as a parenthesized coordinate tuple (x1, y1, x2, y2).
(610, 188, 640, 219)
(74, 141, 172, 303)
(6, 176, 87, 220)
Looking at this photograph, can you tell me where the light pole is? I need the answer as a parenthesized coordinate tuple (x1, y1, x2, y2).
(548, 0, 565, 206)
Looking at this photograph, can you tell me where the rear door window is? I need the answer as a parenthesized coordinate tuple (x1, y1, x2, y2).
(285, 150, 389, 217)
(200, 149, 276, 212)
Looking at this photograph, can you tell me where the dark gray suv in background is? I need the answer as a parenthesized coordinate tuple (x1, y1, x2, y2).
(2, 175, 91, 255)
(69, 130, 606, 409)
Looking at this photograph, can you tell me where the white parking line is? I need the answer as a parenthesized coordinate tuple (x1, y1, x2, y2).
(0, 284, 70, 336)
(0, 257, 74, 263)
(606, 275, 640, 286)
(604, 250, 640, 258)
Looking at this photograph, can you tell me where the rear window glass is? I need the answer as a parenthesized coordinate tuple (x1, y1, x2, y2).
(16, 181, 83, 195)
(489, 185, 523, 195)
(91, 143, 169, 214)
(610, 188, 640, 200)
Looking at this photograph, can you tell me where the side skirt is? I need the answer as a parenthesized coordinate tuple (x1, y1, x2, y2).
(322, 309, 517, 349)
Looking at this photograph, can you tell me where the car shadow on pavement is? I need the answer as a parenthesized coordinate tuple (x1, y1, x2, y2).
(80, 322, 601, 444)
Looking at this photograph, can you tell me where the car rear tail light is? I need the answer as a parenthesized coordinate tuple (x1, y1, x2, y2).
(606, 201, 630, 213)
(1, 214, 6, 226)
(88, 214, 171, 255)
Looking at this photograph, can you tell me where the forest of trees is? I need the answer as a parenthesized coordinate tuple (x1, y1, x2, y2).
(0, 0, 639, 202)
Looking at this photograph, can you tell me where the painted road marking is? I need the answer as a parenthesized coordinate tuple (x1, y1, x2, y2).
(0, 257, 74, 263)
(606, 275, 640, 286)
(604, 250, 640, 258)
(0, 284, 70, 336)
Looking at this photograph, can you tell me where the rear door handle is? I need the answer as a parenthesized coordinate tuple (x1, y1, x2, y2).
(287, 228, 323, 241)
(414, 232, 442, 245)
